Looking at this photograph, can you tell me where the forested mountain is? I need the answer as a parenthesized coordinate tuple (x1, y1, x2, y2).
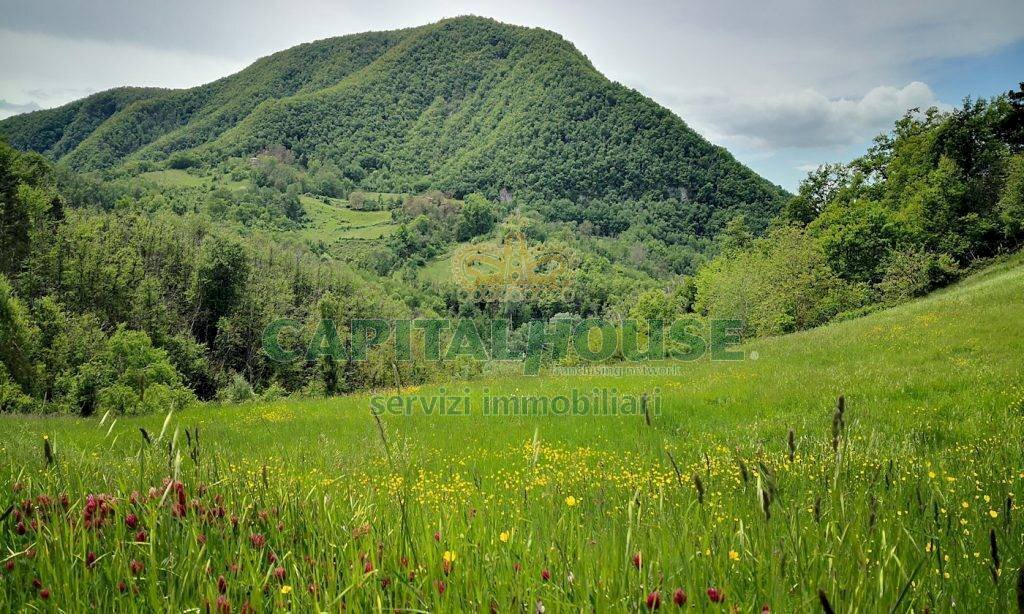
(0, 16, 786, 234)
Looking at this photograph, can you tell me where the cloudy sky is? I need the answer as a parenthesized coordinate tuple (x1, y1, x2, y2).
(1, 0, 1022, 190)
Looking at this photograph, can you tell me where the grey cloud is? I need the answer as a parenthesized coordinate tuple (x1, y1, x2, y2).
(1, 0, 1022, 74)
(0, 98, 41, 119)
(0, 0, 443, 59)
(24, 87, 96, 102)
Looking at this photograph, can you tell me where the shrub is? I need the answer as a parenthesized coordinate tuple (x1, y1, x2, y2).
(0, 364, 35, 413)
(218, 372, 255, 404)
(84, 328, 193, 416)
(167, 152, 200, 169)
(261, 382, 287, 401)
(694, 226, 868, 337)
(999, 154, 1024, 243)
(877, 248, 958, 304)
(97, 384, 140, 415)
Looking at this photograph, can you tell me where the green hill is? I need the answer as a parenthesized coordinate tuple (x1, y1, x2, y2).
(0, 16, 787, 234)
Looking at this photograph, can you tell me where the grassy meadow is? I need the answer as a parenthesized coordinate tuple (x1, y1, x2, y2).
(296, 195, 398, 245)
(137, 169, 250, 193)
(2, 255, 1024, 611)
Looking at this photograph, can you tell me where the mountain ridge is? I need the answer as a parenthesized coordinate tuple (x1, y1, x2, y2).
(0, 16, 787, 234)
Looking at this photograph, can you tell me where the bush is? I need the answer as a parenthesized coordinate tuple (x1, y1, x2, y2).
(694, 226, 868, 337)
(218, 372, 255, 404)
(348, 191, 367, 210)
(0, 274, 39, 393)
(999, 154, 1024, 243)
(877, 248, 958, 304)
(139, 383, 193, 414)
(0, 364, 35, 413)
(167, 152, 200, 169)
(83, 328, 194, 416)
(261, 382, 287, 401)
(97, 384, 140, 415)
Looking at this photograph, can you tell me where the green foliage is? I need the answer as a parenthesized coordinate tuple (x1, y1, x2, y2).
(876, 247, 954, 304)
(217, 372, 256, 404)
(167, 151, 200, 169)
(998, 82, 1024, 152)
(780, 163, 853, 226)
(628, 288, 681, 324)
(0, 362, 34, 412)
(0, 87, 164, 157)
(0, 274, 39, 396)
(191, 235, 250, 343)
(696, 88, 1024, 341)
(810, 199, 908, 285)
(455, 193, 497, 241)
(0, 142, 27, 274)
(93, 328, 191, 412)
(694, 226, 868, 336)
(998, 154, 1024, 242)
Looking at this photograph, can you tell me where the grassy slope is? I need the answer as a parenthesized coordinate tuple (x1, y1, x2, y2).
(295, 195, 397, 247)
(9, 250, 1019, 456)
(419, 238, 498, 283)
(1, 254, 1022, 610)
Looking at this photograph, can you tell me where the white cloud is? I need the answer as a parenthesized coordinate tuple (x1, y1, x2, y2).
(670, 82, 949, 150)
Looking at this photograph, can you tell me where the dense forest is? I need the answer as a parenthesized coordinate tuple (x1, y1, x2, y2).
(0, 15, 1020, 416)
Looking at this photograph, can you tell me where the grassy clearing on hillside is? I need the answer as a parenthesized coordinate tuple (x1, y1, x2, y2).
(297, 195, 397, 245)
(420, 253, 454, 282)
(336, 224, 398, 239)
(1, 256, 1023, 611)
(420, 239, 502, 283)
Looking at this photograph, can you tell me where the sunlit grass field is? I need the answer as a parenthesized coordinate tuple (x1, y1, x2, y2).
(2, 255, 1023, 611)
